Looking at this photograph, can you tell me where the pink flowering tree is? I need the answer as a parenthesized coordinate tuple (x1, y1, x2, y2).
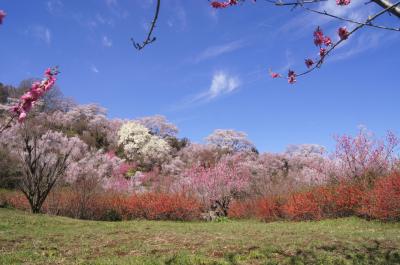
(134, 0, 399, 83)
(333, 127, 399, 184)
(0, 122, 86, 213)
(64, 149, 125, 219)
(180, 154, 251, 216)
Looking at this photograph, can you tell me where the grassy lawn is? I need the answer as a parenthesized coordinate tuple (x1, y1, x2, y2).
(1, 209, 400, 264)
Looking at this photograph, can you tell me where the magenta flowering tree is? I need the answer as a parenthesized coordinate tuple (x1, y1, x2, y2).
(181, 155, 251, 216)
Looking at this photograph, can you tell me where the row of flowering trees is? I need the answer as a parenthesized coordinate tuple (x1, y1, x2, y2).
(0, 69, 398, 219)
(1, 84, 399, 219)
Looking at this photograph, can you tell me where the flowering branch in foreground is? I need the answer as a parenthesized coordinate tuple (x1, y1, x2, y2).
(210, 0, 399, 84)
(0, 10, 6, 25)
(11, 67, 59, 122)
(269, 1, 400, 83)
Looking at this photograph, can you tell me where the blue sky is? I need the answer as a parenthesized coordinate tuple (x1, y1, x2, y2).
(0, 0, 399, 152)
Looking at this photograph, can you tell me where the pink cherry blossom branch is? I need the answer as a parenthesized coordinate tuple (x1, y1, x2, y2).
(265, 0, 399, 30)
(269, 1, 400, 82)
(11, 67, 59, 122)
(131, 0, 161, 50)
(296, 1, 400, 78)
(0, 10, 6, 25)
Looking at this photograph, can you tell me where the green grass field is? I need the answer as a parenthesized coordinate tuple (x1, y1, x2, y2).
(1, 209, 400, 265)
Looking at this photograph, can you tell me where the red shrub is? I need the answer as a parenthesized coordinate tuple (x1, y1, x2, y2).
(361, 173, 400, 221)
(282, 190, 322, 220)
(228, 197, 282, 221)
(3, 191, 30, 210)
(331, 182, 364, 217)
(255, 197, 282, 221)
(228, 200, 257, 219)
(126, 193, 202, 221)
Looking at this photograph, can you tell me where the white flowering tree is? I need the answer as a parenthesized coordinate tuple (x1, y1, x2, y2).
(136, 115, 178, 138)
(118, 121, 171, 169)
(206, 129, 257, 153)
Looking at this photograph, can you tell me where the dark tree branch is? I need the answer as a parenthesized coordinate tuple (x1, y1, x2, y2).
(0, 114, 16, 134)
(266, 0, 400, 17)
(265, 0, 328, 6)
(303, 7, 400, 31)
(131, 0, 161, 50)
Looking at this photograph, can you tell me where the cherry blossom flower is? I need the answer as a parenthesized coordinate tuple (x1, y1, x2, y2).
(313, 27, 325, 47)
(336, 0, 351, 5)
(313, 27, 332, 47)
(288, 70, 296, 84)
(269, 69, 281, 78)
(338, 27, 349, 40)
(305, 59, 314, 68)
(11, 67, 59, 122)
(319, 48, 327, 57)
(323, 36, 332, 46)
(211, 0, 238, 8)
(0, 10, 6, 25)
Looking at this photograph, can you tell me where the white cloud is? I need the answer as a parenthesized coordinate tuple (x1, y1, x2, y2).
(171, 72, 241, 111)
(91, 65, 99, 73)
(179, 72, 240, 108)
(193, 40, 246, 63)
(27, 26, 52, 45)
(207, 72, 240, 99)
(102, 36, 113, 47)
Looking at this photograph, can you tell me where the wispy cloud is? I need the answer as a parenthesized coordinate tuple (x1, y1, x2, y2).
(173, 72, 240, 110)
(27, 26, 52, 45)
(193, 40, 246, 63)
(278, 0, 373, 38)
(332, 31, 395, 62)
(91, 65, 99, 73)
(205, 72, 240, 100)
(105, 0, 129, 19)
(105, 0, 118, 7)
(102, 36, 113, 47)
(46, 0, 63, 14)
(167, 5, 187, 31)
